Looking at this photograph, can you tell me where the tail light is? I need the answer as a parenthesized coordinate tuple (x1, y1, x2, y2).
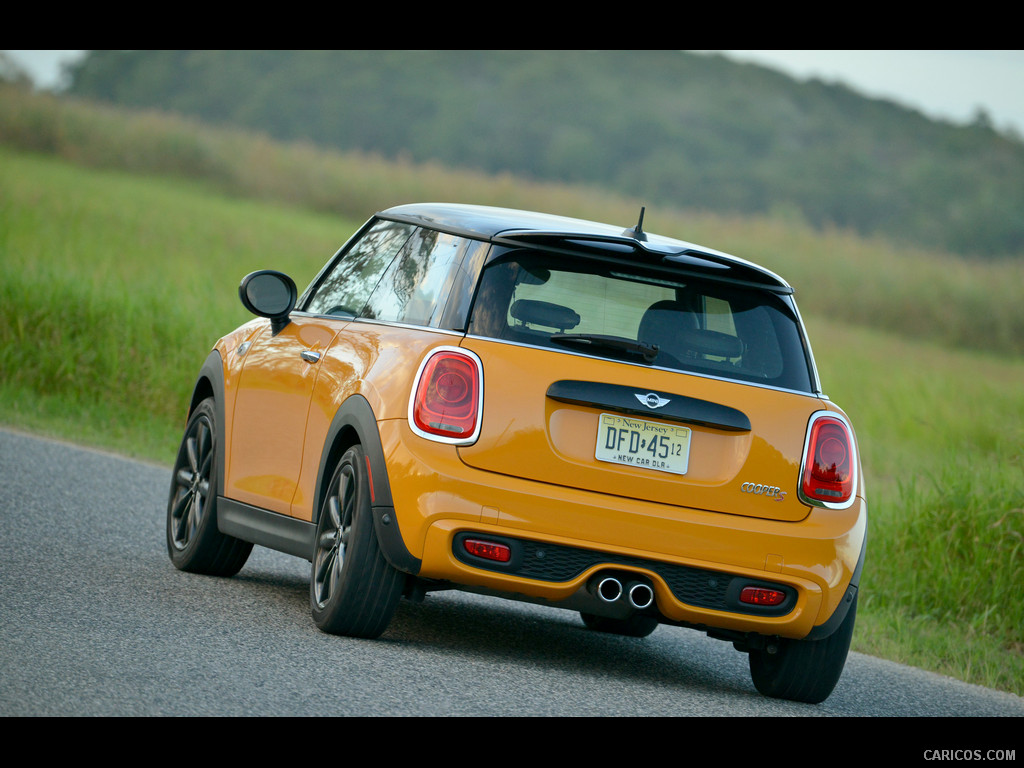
(799, 412, 857, 508)
(462, 538, 512, 563)
(409, 347, 483, 444)
(739, 586, 787, 606)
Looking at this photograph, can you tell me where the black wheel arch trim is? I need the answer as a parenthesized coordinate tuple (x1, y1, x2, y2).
(313, 394, 422, 575)
(804, 529, 866, 641)
(187, 349, 227, 493)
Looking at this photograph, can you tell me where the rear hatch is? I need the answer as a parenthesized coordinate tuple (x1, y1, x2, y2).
(457, 243, 821, 522)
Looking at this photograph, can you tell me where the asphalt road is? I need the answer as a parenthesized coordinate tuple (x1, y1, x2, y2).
(2, 427, 1022, 722)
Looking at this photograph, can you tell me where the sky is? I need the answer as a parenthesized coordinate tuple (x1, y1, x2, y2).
(5, 49, 1024, 137)
(710, 50, 1024, 136)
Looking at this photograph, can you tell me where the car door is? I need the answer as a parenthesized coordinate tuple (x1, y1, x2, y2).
(224, 218, 419, 517)
(224, 314, 343, 517)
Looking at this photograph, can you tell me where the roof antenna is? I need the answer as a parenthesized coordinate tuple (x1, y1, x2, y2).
(622, 206, 647, 241)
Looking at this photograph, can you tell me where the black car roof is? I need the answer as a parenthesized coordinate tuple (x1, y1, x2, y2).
(377, 203, 793, 294)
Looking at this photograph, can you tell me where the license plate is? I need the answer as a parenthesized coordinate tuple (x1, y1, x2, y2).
(595, 413, 691, 475)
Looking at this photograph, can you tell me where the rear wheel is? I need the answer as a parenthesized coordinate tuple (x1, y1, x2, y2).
(580, 612, 659, 638)
(748, 593, 857, 704)
(166, 397, 252, 576)
(310, 445, 405, 638)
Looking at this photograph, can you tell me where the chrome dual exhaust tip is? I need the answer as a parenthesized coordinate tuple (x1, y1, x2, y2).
(627, 581, 654, 610)
(596, 576, 623, 603)
(591, 575, 655, 609)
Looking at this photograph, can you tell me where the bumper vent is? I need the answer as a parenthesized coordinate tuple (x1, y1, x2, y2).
(453, 532, 792, 615)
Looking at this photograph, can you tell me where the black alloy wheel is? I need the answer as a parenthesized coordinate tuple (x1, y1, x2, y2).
(310, 445, 405, 638)
(166, 397, 251, 576)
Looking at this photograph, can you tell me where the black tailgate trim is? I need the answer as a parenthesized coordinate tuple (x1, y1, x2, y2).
(546, 380, 751, 432)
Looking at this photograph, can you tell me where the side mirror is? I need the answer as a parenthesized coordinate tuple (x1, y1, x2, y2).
(239, 270, 297, 335)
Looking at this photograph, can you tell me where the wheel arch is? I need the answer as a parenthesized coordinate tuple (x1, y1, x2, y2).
(186, 349, 227, 492)
(168, 349, 253, 576)
(313, 394, 421, 575)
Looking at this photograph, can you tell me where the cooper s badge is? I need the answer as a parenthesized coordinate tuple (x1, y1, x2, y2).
(741, 482, 787, 502)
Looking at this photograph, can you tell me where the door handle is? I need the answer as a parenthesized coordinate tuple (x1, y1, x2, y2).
(300, 350, 321, 363)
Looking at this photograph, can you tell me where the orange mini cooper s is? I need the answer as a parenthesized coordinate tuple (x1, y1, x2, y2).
(167, 203, 866, 703)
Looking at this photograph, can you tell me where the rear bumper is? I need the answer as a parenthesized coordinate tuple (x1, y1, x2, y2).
(378, 419, 866, 640)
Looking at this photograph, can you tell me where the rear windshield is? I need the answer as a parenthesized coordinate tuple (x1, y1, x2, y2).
(468, 249, 814, 393)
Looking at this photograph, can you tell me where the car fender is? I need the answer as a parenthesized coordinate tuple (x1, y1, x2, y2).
(804, 527, 866, 641)
(186, 348, 227, 493)
(313, 394, 422, 575)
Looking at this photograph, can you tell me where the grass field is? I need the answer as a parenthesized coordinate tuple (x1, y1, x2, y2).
(2, 136, 1022, 695)
(807, 319, 1023, 692)
(1, 147, 355, 457)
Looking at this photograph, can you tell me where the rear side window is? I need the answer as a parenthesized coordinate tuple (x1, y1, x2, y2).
(304, 220, 416, 317)
(469, 250, 813, 392)
(362, 229, 473, 326)
(306, 222, 479, 329)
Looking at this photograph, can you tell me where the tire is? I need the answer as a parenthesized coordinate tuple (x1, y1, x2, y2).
(310, 445, 405, 638)
(166, 397, 252, 576)
(580, 612, 659, 638)
(748, 592, 858, 704)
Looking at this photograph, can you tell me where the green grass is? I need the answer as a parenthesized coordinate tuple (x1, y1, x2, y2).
(699, 216, 1024, 357)
(808, 319, 1024, 692)
(1, 146, 358, 461)
(3, 85, 1022, 358)
(2, 130, 1022, 696)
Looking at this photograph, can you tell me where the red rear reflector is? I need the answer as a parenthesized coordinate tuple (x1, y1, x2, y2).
(364, 455, 375, 503)
(740, 586, 786, 606)
(410, 348, 482, 443)
(463, 538, 511, 563)
(800, 413, 856, 506)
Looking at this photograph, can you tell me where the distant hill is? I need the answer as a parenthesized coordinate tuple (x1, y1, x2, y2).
(63, 50, 1024, 259)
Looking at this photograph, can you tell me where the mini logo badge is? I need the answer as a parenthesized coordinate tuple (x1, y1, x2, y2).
(636, 392, 670, 409)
